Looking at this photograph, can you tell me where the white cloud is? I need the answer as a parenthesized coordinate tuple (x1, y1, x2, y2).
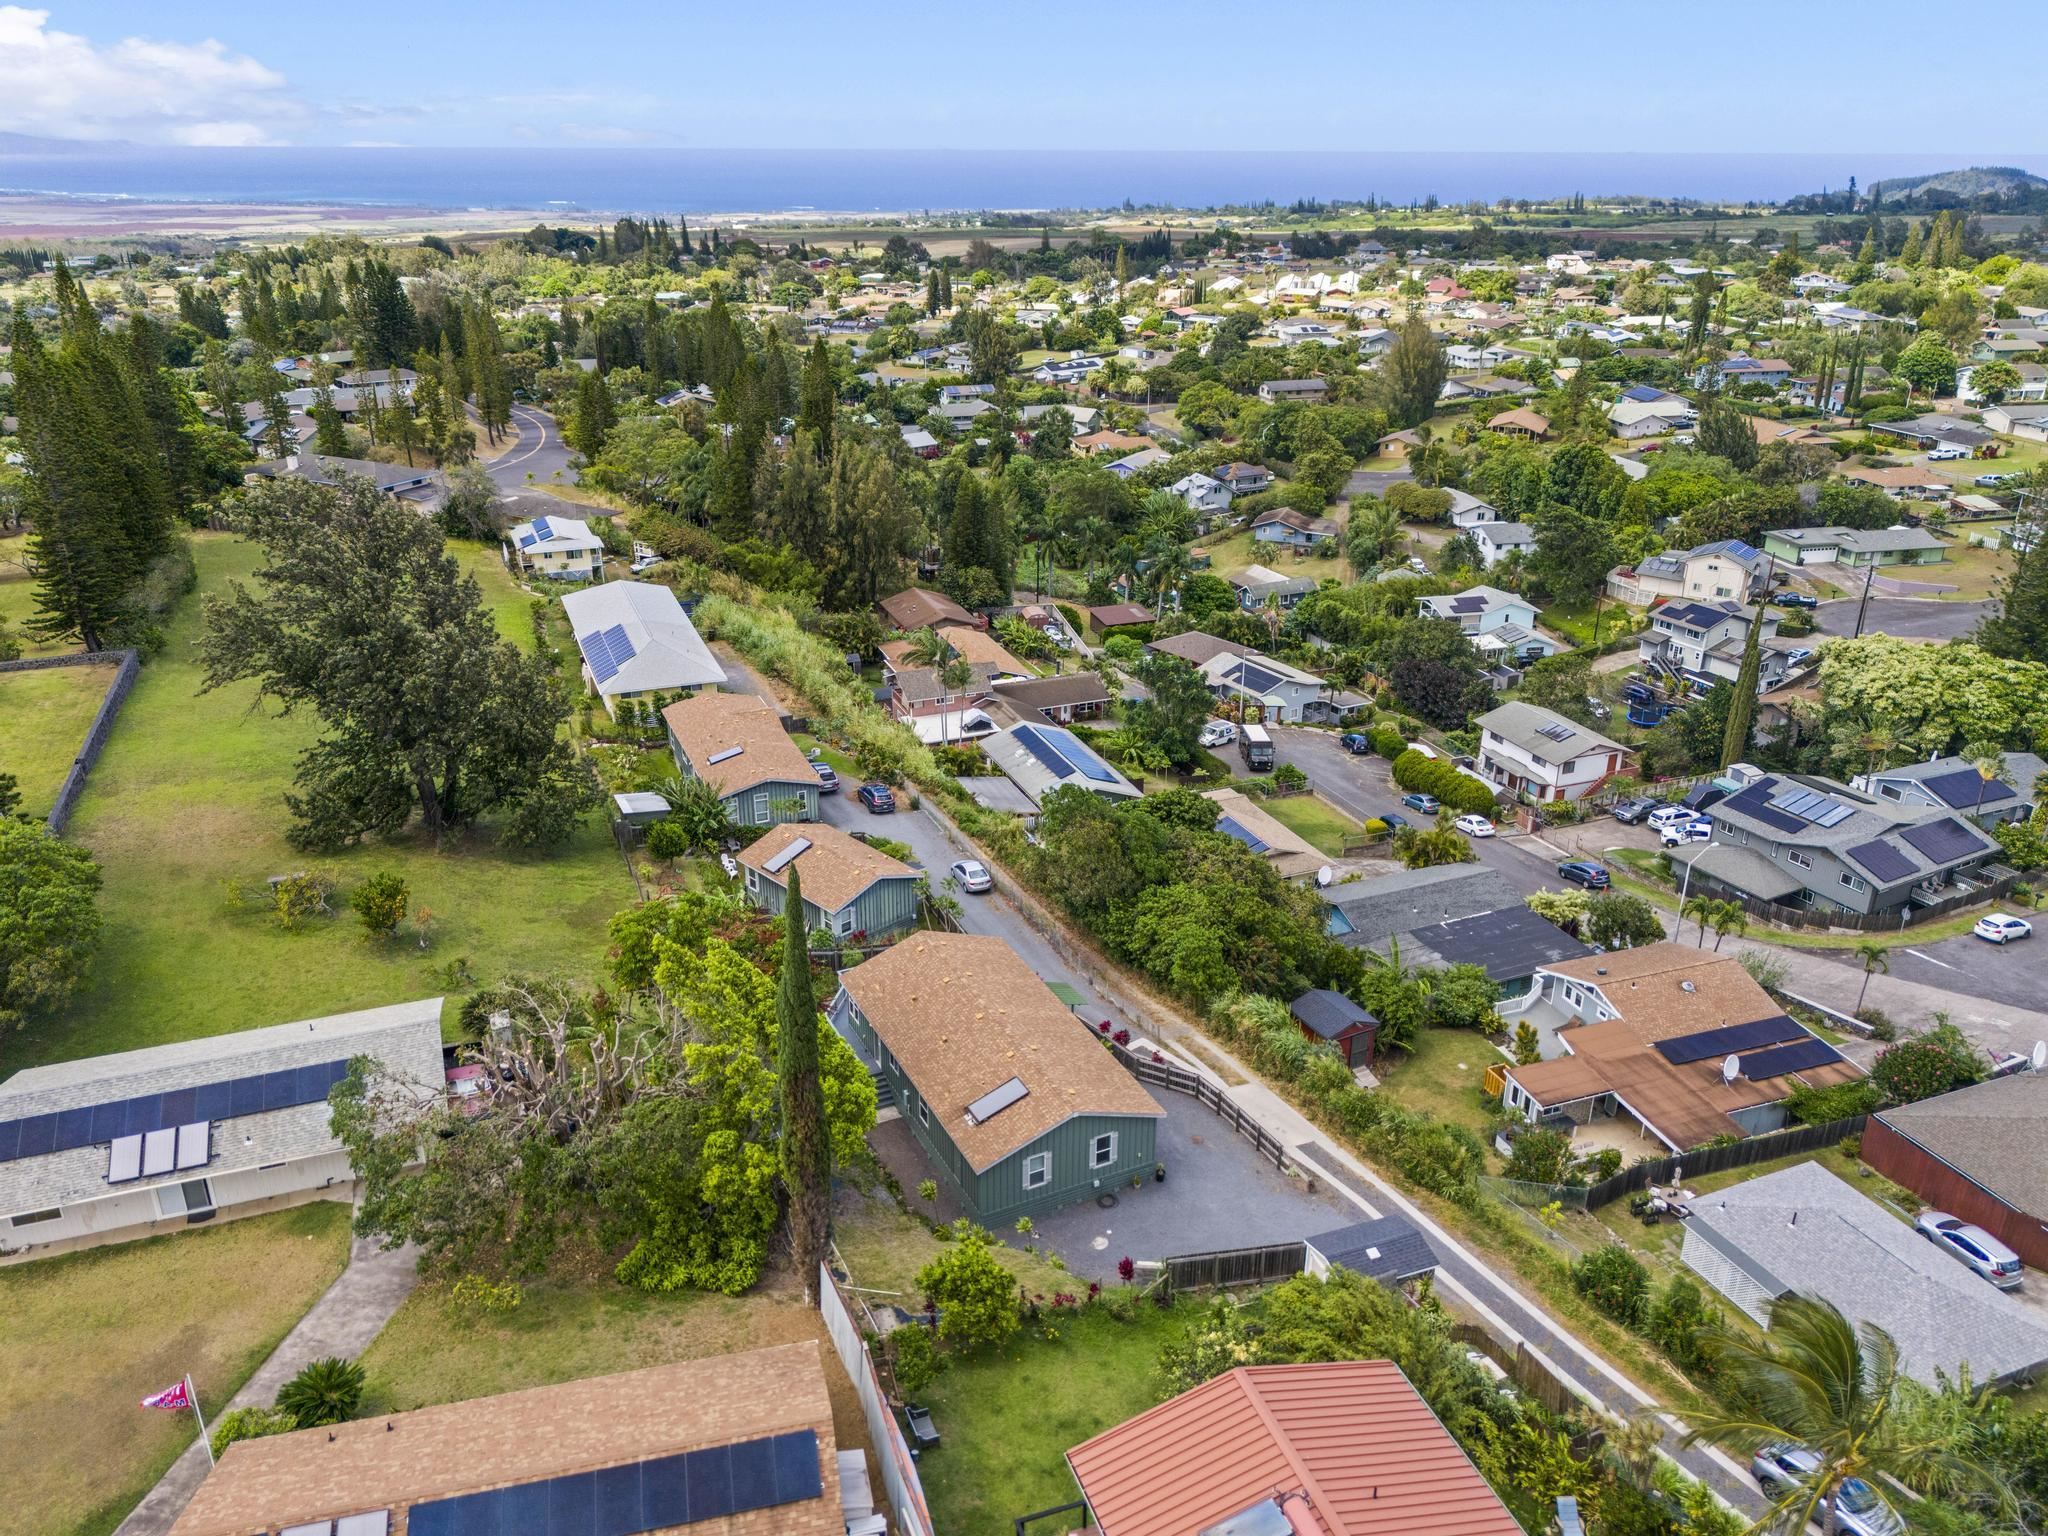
(0, 7, 297, 144)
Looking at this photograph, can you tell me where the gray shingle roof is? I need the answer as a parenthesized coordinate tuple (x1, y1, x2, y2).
(1322, 866, 1521, 949)
(1400, 904, 1595, 982)
(0, 999, 445, 1220)
(1875, 1071, 2048, 1218)
(1305, 1215, 1441, 1285)
(1476, 701, 1625, 760)
(1683, 1161, 2048, 1386)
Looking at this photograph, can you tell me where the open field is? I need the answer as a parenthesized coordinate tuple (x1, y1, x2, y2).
(1261, 791, 1365, 856)
(1, 1201, 353, 1536)
(0, 659, 118, 819)
(7, 532, 634, 1069)
(1196, 526, 1345, 585)
(0, 530, 76, 659)
(1376, 1025, 1507, 1145)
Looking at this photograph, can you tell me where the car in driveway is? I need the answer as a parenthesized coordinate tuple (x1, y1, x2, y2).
(1915, 1211, 2025, 1289)
(949, 858, 993, 894)
(1198, 719, 1237, 748)
(1340, 732, 1371, 753)
(1660, 818, 1713, 847)
(1401, 792, 1441, 814)
(1377, 811, 1410, 831)
(1975, 912, 2033, 944)
(1557, 860, 1610, 890)
(1928, 444, 1971, 461)
(1610, 797, 1661, 825)
(1453, 813, 1496, 838)
(812, 761, 840, 793)
(1647, 804, 1699, 831)
(1750, 1447, 1904, 1536)
(1773, 591, 1819, 610)
(857, 783, 896, 813)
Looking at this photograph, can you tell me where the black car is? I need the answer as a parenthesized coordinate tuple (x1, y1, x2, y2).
(1340, 732, 1371, 753)
(1773, 592, 1818, 610)
(857, 783, 897, 813)
(1610, 797, 1660, 825)
(1558, 860, 1611, 890)
(1378, 811, 1410, 831)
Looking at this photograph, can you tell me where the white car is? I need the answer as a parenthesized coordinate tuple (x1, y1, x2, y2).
(1453, 814, 1496, 838)
(1660, 818, 1713, 847)
(1928, 445, 1970, 462)
(1198, 719, 1237, 747)
(1975, 912, 2033, 944)
(1647, 804, 1698, 831)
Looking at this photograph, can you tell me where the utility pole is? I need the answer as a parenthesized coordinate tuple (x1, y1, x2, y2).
(1852, 559, 1877, 639)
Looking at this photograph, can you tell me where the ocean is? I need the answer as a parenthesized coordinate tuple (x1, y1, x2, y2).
(1, 147, 2040, 215)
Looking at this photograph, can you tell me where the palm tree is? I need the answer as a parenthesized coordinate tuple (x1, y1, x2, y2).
(936, 657, 976, 747)
(276, 1356, 367, 1429)
(902, 625, 952, 671)
(1681, 895, 1715, 948)
(1966, 741, 2005, 822)
(1679, 1295, 2010, 1536)
(1857, 721, 1899, 780)
(1146, 541, 1192, 612)
(1710, 901, 1749, 952)
(1854, 942, 1890, 1012)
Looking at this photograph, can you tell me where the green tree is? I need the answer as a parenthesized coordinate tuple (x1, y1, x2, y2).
(1525, 502, 1614, 605)
(797, 338, 835, 458)
(1720, 595, 1767, 767)
(915, 1221, 1021, 1351)
(1679, 1296, 2011, 1536)
(777, 866, 832, 1304)
(0, 818, 104, 1030)
(1586, 892, 1664, 951)
(1123, 653, 1215, 766)
(1694, 390, 1760, 472)
(1374, 317, 1449, 429)
(349, 871, 410, 939)
(644, 818, 691, 867)
(275, 1356, 366, 1429)
(568, 368, 617, 460)
(1893, 335, 1959, 397)
(1967, 359, 2023, 403)
(1512, 1020, 1541, 1065)
(1571, 1244, 1650, 1327)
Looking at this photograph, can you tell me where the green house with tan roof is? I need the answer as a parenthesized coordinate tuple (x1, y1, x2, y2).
(737, 822, 922, 941)
(830, 933, 1165, 1225)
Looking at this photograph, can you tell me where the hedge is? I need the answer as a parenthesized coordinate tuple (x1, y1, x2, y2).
(1390, 748, 1499, 816)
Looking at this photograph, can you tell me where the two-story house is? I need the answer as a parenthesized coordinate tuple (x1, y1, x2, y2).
(1216, 462, 1276, 495)
(1608, 540, 1769, 605)
(1228, 565, 1317, 610)
(1639, 599, 1792, 695)
(661, 691, 820, 828)
(1678, 772, 2003, 918)
(1853, 752, 2047, 829)
(737, 821, 921, 942)
(1475, 702, 1629, 803)
(506, 511, 605, 580)
(1169, 471, 1233, 519)
(1257, 378, 1327, 404)
(1469, 521, 1538, 569)
(1418, 587, 1562, 665)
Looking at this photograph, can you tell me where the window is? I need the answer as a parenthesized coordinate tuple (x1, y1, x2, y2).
(751, 792, 769, 821)
(917, 1096, 930, 1128)
(1023, 1152, 1051, 1191)
(1090, 1132, 1118, 1169)
(1878, 784, 1903, 800)
(1838, 870, 1867, 893)
(744, 866, 758, 892)
(9, 1208, 61, 1227)
(1788, 850, 1813, 869)
(835, 909, 857, 937)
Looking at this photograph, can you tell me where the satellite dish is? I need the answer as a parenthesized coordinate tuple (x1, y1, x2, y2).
(1317, 865, 1334, 888)
(2033, 1040, 2047, 1073)
(1722, 1054, 1742, 1084)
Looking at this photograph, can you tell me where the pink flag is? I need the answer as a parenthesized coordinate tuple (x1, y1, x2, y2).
(141, 1380, 192, 1411)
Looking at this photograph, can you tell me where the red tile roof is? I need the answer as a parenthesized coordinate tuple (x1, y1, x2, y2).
(1066, 1359, 1520, 1536)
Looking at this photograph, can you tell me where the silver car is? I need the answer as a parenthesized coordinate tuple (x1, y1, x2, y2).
(1915, 1211, 2024, 1289)
(1750, 1447, 1903, 1536)
(949, 859, 993, 894)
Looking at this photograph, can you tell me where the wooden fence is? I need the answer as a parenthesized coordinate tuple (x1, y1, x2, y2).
(1107, 1041, 1304, 1179)
(1501, 1115, 1871, 1211)
(1696, 867, 2021, 932)
(1450, 1322, 1593, 1421)
(1163, 1242, 1308, 1295)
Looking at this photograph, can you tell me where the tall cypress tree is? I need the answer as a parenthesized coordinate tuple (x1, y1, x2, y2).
(797, 339, 835, 459)
(776, 867, 831, 1305)
(1720, 592, 1768, 768)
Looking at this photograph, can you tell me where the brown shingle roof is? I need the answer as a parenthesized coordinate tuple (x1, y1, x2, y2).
(1067, 1360, 1521, 1536)
(1488, 407, 1551, 435)
(1146, 630, 1241, 668)
(1087, 602, 1156, 627)
(1539, 946, 1774, 1040)
(170, 1343, 838, 1536)
(991, 672, 1112, 710)
(879, 586, 974, 630)
(661, 691, 815, 797)
(836, 933, 1162, 1170)
(738, 822, 916, 913)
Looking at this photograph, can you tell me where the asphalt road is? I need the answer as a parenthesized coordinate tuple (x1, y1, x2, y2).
(487, 404, 579, 491)
(1801, 919, 2048, 1027)
(1813, 594, 1994, 640)
(1346, 467, 1416, 497)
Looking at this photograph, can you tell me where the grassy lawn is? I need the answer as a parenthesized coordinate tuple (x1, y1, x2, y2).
(2, 1201, 353, 1536)
(916, 1300, 1199, 1535)
(9, 533, 636, 1068)
(1195, 527, 1345, 586)
(0, 658, 119, 819)
(1375, 1025, 1506, 1146)
(0, 530, 78, 659)
(1261, 791, 1365, 857)
(1537, 597, 1642, 649)
(832, 1187, 1073, 1298)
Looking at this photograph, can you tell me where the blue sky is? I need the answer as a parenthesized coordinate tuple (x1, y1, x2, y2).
(4, 1, 2044, 155)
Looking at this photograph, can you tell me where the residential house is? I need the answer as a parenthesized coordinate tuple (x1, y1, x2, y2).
(934, 397, 993, 434)
(1762, 524, 1949, 565)
(1608, 387, 1697, 438)
(1376, 428, 1426, 458)
(1853, 751, 2046, 828)
(1032, 356, 1103, 385)
(1073, 428, 1152, 458)
(1085, 601, 1154, 637)
(1470, 520, 1539, 569)
(1144, 629, 1245, 669)
(830, 934, 1164, 1224)
(1018, 401, 1102, 435)
(1475, 701, 1629, 802)
(1986, 403, 2048, 441)
(1356, 326, 1394, 357)
(1486, 406, 1550, 440)
(1198, 647, 1356, 725)
(1680, 1162, 2048, 1387)
(1791, 271, 1852, 297)
(561, 580, 726, 718)
(0, 1000, 443, 1261)
(1864, 1070, 2048, 1271)
(1227, 564, 1318, 610)
(899, 425, 941, 458)
(1745, 415, 1834, 449)
(878, 586, 976, 631)
(1065, 1360, 1522, 1536)
(1320, 864, 1520, 947)
(253, 452, 444, 505)
(982, 721, 1142, 806)
(1498, 946, 1862, 1151)
(1249, 506, 1339, 550)
(879, 622, 1030, 682)
(1302, 1215, 1441, 1287)
(166, 1345, 844, 1536)
(989, 671, 1111, 726)
(1674, 770, 2002, 917)
(736, 822, 921, 942)
(1639, 598, 1793, 696)
(506, 510, 605, 580)
(1399, 904, 1596, 1001)
(1216, 462, 1276, 495)
(1202, 787, 1326, 881)
(1168, 471, 1232, 518)
(1256, 377, 1327, 404)
(883, 664, 1000, 744)
(1106, 446, 1170, 478)
(1289, 990, 1379, 1069)
(1873, 414, 1997, 454)
(661, 691, 819, 827)
(1960, 362, 2048, 406)
(1445, 489, 1504, 528)
(1418, 587, 1562, 665)
(1608, 540, 1769, 605)
(1972, 335, 2044, 363)
(1695, 355, 1795, 390)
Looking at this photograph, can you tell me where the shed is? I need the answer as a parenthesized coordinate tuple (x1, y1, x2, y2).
(611, 791, 671, 827)
(1288, 989, 1378, 1068)
(1303, 1214, 1441, 1286)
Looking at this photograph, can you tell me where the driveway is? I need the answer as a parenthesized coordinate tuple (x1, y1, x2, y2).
(1346, 468, 1416, 497)
(1799, 922, 2048, 1030)
(487, 404, 579, 491)
(1814, 595, 1994, 640)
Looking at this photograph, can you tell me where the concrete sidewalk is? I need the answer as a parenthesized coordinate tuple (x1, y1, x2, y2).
(113, 1224, 419, 1536)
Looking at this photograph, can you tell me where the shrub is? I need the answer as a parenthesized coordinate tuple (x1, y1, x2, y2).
(272, 869, 335, 932)
(209, 1404, 298, 1460)
(1502, 1126, 1574, 1184)
(1783, 1077, 1880, 1125)
(1570, 1244, 1650, 1328)
(349, 871, 410, 938)
(914, 1221, 1020, 1352)
(274, 1356, 366, 1429)
(449, 1274, 523, 1317)
(1271, 762, 1308, 792)
(1857, 1007, 1898, 1042)
(1369, 724, 1406, 757)
(1645, 1275, 1720, 1374)
(890, 1321, 943, 1394)
(1871, 1023, 1985, 1105)
(643, 818, 691, 865)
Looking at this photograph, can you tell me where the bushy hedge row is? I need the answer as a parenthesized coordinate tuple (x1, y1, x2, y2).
(1390, 748, 1499, 816)
(1207, 995, 1488, 1209)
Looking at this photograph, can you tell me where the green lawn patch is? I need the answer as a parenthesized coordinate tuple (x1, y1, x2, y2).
(1196, 528, 1345, 587)
(1, 1200, 352, 1536)
(1260, 792, 1364, 857)
(0, 530, 74, 658)
(1537, 597, 1640, 649)
(0, 659, 119, 819)
(1374, 1025, 1506, 1147)
(916, 1300, 1199, 1535)
(10, 532, 636, 1068)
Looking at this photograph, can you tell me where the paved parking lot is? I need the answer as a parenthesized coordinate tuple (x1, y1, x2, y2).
(1805, 921, 2048, 1027)
(1815, 595, 1994, 640)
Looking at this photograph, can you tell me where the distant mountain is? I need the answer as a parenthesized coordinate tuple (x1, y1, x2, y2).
(1867, 165, 2048, 201)
(0, 132, 133, 156)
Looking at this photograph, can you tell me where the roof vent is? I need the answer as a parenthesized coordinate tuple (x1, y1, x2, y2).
(1681, 980, 1697, 993)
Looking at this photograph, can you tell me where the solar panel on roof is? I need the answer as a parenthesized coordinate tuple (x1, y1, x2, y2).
(1724, 781, 1804, 834)
(1011, 723, 1076, 779)
(1653, 1015, 1806, 1065)
(1809, 800, 1855, 828)
(1216, 816, 1270, 854)
(583, 622, 638, 685)
(1901, 819, 1988, 864)
(175, 1121, 209, 1170)
(141, 1127, 176, 1177)
(1535, 721, 1575, 742)
(1845, 838, 1916, 884)
(1738, 1037, 1845, 1080)
(532, 516, 554, 541)
(1047, 728, 1120, 784)
(517, 531, 538, 549)
(705, 745, 744, 765)
(761, 836, 811, 875)
(964, 1076, 1030, 1125)
(0, 1058, 353, 1167)
(1775, 788, 1820, 816)
(1922, 767, 2009, 809)
(107, 1134, 142, 1183)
